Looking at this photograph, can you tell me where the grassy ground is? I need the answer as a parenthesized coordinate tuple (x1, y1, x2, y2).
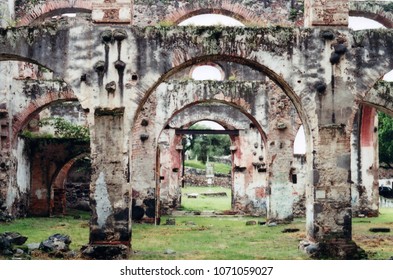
(180, 186, 232, 212)
(0, 208, 392, 260)
(185, 160, 231, 174)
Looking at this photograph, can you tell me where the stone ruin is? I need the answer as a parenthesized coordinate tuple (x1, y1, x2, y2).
(0, 0, 393, 259)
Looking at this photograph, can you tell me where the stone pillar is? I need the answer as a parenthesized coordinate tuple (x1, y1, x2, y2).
(304, 0, 349, 27)
(158, 129, 182, 215)
(232, 129, 267, 216)
(84, 107, 130, 260)
(308, 125, 365, 259)
(267, 128, 294, 222)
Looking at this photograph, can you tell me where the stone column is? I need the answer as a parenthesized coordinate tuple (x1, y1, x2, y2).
(307, 125, 365, 259)
(304, 0, 349, 27)
(83, 107, 130, 260)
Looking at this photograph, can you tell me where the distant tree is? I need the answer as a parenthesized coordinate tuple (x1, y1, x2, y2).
(378, 112, 393, 168)
(183, 123, 231, 164)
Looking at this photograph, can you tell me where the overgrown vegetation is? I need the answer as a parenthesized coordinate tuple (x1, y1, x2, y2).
(22, 117, 89, 140)
(378, 112, 393, 168)
(1, 208, 393, 260)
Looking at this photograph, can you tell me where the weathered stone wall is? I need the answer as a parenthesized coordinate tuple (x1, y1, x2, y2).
(2, 0, 393, 259)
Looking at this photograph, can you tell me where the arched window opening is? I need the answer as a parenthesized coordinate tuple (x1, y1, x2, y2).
(348, 16, 385, 30)
(294, 125, 306, 155)
(191, 64, 224, 81)
(179, 14, 244, 26)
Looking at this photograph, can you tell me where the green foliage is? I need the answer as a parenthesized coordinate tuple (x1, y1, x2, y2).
(38, 117, 89, 140)
(21, 130, 53, 139)
(184, 123, 231, 164)
(384, 2, 393, 12)
(378, 112, 393, 167)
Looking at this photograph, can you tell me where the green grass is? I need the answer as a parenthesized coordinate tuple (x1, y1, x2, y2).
(1, 209, 393, 260)
(0, 209, 90, 252)
(180, 186, 232, 211)
(185, 160, 231, 174)
(131, 216, 307, 260)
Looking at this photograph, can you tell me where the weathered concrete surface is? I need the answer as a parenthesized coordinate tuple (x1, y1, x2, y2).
(1, 1, 393, 260)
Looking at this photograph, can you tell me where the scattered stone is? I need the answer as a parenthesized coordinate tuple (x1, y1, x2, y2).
(246, 221, 257, 226)
(2, 232, 28, 245)
(0, 235, 12, 254)
(165, 218, 176, 225)
(282, 228, 300, 233)
(187, 193, 199, 198)
(358, 214, 365, 218)
(0, 212, 12, 222)
(193, 211, 201, 215)
(201, 192, 227, 197)
(369, 228, 391, 233)
(267, 222, 277, 227)
(27, 243, 40, 251)
(306, 244, 319, 255)
(299, 240, 319, 257)
(164, 249, 176, 255)
(39, 234, 71, 252)
(81, 244, 129, 260)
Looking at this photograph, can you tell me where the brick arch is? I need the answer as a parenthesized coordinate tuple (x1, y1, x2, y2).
(360, 81, 393, 117)
(51, 153, 90, 215)
(11, 89, 79, 144)
(52, 153, 89, 189)
(133, 55, 312, 153)
(17, 0, 92, 26)
(165, 1, 263, 26)
(161, 100, 268, 145)
(350, 1, 393, 28)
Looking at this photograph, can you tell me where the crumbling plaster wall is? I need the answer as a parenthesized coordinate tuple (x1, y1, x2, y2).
(159, 102, 269, 216)
(2, 5, 393, 257)
(132, 78, 304, 219)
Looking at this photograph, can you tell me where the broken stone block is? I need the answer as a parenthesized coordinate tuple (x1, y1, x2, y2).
(2, 232, 28, 245)
(282, 228, 300, 233)
(369, 228, 391, 233)
(165, 218, 176, 225)
(164, 249, 176, 255)
(39, 234, 71, 252)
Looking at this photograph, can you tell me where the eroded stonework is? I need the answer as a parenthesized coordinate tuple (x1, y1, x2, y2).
(0, 0, 392, 259)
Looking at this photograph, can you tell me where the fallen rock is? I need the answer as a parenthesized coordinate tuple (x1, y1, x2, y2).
(2, 232, 28, 245)
(282, 228, 300, 233)
(39, 234, 71, 252)
(165, 218, 176, 225)
(369, 228, 391, 233)
(164, 249, 176, 255)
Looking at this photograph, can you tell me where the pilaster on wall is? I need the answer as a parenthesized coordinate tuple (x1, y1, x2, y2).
(92, 0, 131, 23)
(304, 0, 349, 27)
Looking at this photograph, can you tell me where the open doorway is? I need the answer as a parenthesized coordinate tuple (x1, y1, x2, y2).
(179, 121, 233, 213)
